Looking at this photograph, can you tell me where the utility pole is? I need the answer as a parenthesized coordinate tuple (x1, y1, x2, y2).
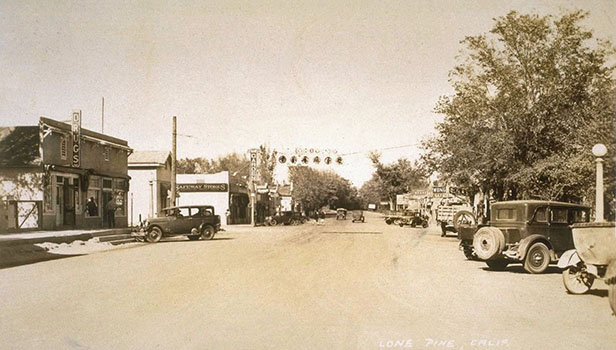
(101, 97, 105, 133)
(171, 116, 177, 207)
(249, 148, 258, 226)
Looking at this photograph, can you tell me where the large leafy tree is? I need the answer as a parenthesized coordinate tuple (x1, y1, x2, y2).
(177, 144, 276, 186)
(423, 10, 615, 216)
(369, 152, 428, 208)
(358, 174, 383, 208)
(289, 166, 360, 212)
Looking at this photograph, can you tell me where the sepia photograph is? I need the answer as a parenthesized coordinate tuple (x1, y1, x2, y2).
(0, 0, 615, 349)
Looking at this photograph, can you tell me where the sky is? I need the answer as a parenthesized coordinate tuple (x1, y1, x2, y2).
(0, 0, 614, 186)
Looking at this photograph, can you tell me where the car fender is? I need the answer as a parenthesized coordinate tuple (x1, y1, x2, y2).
(557, 249, 580, 269)
(518, 234, 553, 261)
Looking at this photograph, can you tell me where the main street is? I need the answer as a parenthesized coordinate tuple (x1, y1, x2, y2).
(1, 212, 614, 349)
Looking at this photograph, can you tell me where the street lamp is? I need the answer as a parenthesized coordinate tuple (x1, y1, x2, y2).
(592, 143, 607, 222)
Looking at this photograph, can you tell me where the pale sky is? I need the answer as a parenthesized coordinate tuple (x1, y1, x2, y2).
(1, 0, 614, 186)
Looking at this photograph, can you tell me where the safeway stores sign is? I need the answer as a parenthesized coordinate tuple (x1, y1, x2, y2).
(176, 183, 228, 192)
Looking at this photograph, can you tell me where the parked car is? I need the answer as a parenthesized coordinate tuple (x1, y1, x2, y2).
(266, 211, 304, 226)
(398, 210, 429, 228)
(458, 200, 590, 273)
(134, 205, 221, 243)
(336, 208, 347, 220)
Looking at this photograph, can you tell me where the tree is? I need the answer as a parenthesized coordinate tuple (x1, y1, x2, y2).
(289, 166, 360, 212)
(422, 10, 615, 216)
(358, 175, 383, 208)
(177, 153, 250, 179)
(369, 152, 428, 208)
(177, 144, 276, 186)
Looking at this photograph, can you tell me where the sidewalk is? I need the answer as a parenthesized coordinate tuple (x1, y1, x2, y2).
(0, 227, 134, 269)
(0, 228, 132, 246)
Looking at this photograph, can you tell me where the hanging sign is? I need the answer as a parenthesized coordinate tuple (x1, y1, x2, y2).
(71, 110, 81, 168)
(249, 149, 258, 182)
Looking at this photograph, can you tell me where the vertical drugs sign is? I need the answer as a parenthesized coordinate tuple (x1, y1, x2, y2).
(72, 110, 81, 168)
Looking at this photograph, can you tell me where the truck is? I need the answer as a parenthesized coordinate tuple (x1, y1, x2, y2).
(436, 198, 473, 236)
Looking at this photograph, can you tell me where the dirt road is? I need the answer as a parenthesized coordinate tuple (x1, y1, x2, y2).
(1, 212, 614, 349)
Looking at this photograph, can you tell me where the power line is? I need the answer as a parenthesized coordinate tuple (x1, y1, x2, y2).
(340, 143, 421, 156)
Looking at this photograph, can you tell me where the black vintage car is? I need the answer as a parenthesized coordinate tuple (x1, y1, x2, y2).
(266, 211, 305, 226)
(458, 200, 590, 273)
(133, 205, 221, 243)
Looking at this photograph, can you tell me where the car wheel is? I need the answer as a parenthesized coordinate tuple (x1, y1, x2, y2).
(524, 242, 551, 274)
(270, 219, 278, 226)
(472, 227, 505, 260)
(146, 227, 162, 243)
(562, 264, 594, 294)
(462, 246, 476, 260)
(453, 210, 476, 232)
(485, 260, 509, 271)
(201, 226, 215, 240)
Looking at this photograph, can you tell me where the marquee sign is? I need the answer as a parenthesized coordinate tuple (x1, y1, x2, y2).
(71, 110, 81, 168)
(273, 147, 343, 166)
(176, 183, 228, 192)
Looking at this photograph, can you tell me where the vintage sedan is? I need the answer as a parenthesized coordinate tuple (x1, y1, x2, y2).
(133, 205, 221, 243)
(458, 200, 590, 273)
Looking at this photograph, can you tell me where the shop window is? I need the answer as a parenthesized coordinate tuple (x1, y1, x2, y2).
(103, 179, 112, 189)
(114, 190, 126, 217)
(86, 176, 101, 217)
(60, 136, 68, 160)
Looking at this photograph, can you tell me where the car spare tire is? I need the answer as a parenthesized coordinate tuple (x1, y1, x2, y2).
(453, 210, 477, 232)
(473, 227, 505, 260)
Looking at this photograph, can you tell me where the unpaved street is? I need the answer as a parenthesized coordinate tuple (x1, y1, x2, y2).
(1, 212, 614, 349)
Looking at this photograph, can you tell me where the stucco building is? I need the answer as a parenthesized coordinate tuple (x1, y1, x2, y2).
(0, 116, 132, 232)
(127, 151, 172, 226)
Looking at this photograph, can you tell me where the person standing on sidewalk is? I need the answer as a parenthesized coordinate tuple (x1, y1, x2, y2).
(106, 195, 117, 228)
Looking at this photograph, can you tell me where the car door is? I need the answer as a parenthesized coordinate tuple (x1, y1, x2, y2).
(548, 206, 573, 253)
(168, 207, 192, 234)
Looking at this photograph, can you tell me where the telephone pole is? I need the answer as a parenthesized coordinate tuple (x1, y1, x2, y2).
(171, 116, 177, 207)
(101, 97, 105, 133)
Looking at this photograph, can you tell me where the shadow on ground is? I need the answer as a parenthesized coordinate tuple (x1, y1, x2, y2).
(0, 244, 79, 269)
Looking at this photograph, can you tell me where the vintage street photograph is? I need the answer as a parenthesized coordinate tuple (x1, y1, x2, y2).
(0, 1, 614, 349)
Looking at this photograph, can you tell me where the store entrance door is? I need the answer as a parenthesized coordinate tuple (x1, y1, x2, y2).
(63, 182, 75, 226)
(102, 191, 113, 227)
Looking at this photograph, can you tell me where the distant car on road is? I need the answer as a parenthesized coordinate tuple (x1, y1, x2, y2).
(351, 210, 365, 223)
(134, 205, 221, 243)
(336, 208, 347, 220)
(458, 200, 590, 273)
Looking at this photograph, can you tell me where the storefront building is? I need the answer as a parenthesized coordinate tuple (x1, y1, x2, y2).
(176, 172, 249, 225)
(0, 116, 132, 232)
(127, 151, 172, 225)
